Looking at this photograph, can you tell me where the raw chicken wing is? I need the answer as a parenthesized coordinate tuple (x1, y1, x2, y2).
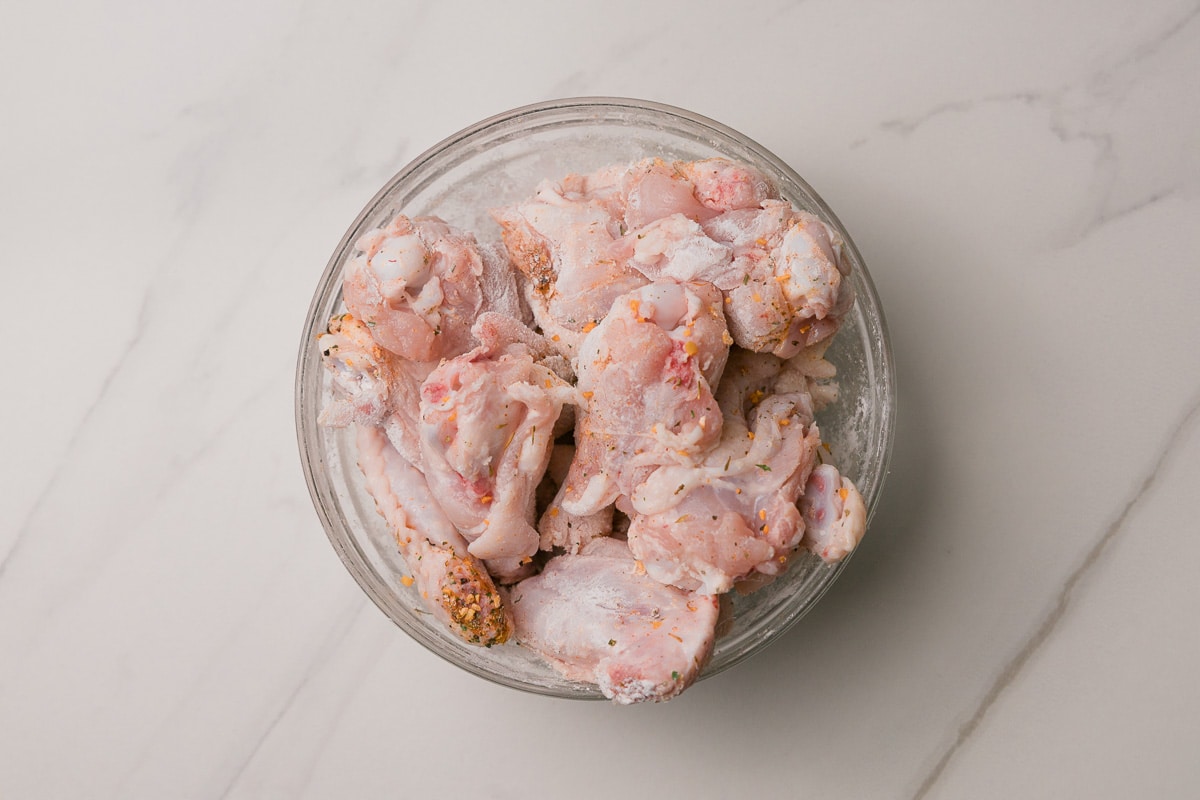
(801, 464, 867, 563)
(626, 350, 822, 594)
(618, 213, 733, 285)
(561, 281, 730, 518)
(317, 313, 427, 467)
(317, 314, 397, 429)
(356, 425, 511, 646)
(492, 177, 647, 355)
(418, 316, 575, 565)
(342, 215, 484, 361)
(618, 158, 715, 228)
(618, 157, 773, 226)
(703, 201, 853, 357)
(510, 538, 719, 704)
(675, 158, 773, 213)
(623, 188, 854, 358)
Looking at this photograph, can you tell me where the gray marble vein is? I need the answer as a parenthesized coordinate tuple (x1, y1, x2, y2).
(876, 0, 1200, 143)
(0, 289, 152, 579)
(865, 1, 1200, 250)
(909, 388, 1200, 800)
(1072, 185, 1182, 242)
(223, 610, 394, 799)
(213, 599, 371, 800)
(1113, 0, 1200, 69)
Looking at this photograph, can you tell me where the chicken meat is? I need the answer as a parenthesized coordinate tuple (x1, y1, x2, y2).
(342, 215, 485, 361)
(491, 158, 773, 356)
(626, 200, 854, 358)
(625, 349, 823, 594)
(492, 176, 647, 356)
(537, 444, 615, 554)
(316, 313, 427, 467)
(801, 463, 867, 563)
(560, 280, 730, 519)
(510, 537, 719, 704)
(356, 424, 511, 646)
(417, 315, 575, 567)
(703, 203, 854, 357)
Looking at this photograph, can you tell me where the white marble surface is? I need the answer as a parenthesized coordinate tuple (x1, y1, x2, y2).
(3, 0, 1199, 797)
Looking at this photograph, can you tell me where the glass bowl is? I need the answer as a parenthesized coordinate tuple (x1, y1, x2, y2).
(295, 97, 895, 699)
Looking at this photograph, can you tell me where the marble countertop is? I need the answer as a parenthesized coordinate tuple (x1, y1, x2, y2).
(3, 1, 1199, 797)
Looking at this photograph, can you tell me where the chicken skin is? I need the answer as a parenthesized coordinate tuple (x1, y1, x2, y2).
(704, 203, 854, 357)
(417, 315, 575, 565)
(316, 313, 427, 467)
(560, 280, 730, 518)
(626, 349, 822, 594)
(492, 177, 648, 356)
(356, 425, 511, 646)
(801, 464, 867, 563)
(510, 538, 718, 704)
(491, 158, 775, 356)
(627, 199, 853, 358)
(537, 444, 614, 555)
(342, 215, 485, 361)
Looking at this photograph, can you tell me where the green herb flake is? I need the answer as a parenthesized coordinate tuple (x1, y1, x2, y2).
(755, 464, 772, 472)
